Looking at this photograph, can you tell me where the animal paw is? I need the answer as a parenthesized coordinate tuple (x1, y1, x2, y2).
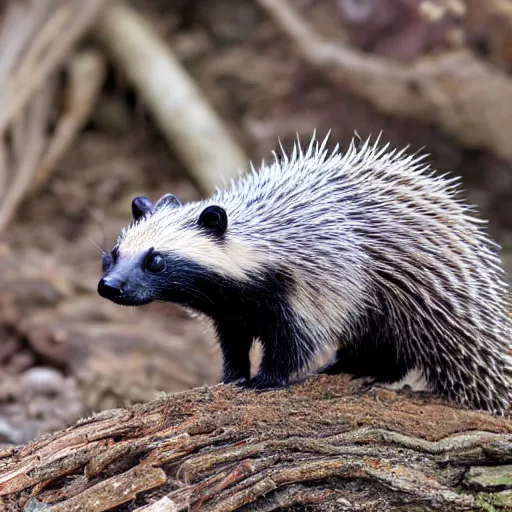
(349, 375, 377, 391)
(235, 374, 289, 391)
(315, 361, 343, 375)
(222, 371, 250, 385)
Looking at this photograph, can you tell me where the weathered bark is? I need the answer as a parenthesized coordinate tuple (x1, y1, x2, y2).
(1, 376, 512, 511)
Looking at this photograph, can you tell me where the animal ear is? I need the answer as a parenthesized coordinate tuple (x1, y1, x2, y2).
(198, 205, 228, 236)
(154, 193, 181, 211)
(132, 196, 154, 221)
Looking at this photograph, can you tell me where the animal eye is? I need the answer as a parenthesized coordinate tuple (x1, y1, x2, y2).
(205, 209, 220, 225)
(198, 205, 228, 236)
(145, 251, 166, 273)
(102, 248, 117, 273)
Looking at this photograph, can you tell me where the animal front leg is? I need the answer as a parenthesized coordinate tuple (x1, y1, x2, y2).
(215, 319, 254, 384)
(240, 321, 316, 391)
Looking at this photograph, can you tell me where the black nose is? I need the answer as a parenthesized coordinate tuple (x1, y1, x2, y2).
(98, 276, 124, 299)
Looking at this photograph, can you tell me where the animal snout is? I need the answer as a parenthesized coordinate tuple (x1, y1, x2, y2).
(98, 275, 124, 299)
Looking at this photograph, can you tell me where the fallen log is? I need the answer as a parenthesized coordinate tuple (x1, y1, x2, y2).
(1, 375, 511, 511)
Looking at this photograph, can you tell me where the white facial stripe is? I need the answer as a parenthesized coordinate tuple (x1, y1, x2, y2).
(161, 232, 262, 279)
(121, 222, 263, 280)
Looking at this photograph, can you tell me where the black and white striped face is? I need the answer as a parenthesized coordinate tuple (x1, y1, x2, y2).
(97, 193, 265, 311)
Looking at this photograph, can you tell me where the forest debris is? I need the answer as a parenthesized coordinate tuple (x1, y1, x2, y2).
(464, 0, 512, 72)
(0, 0, 108, 232)
(0, 367, 84, 445)
(0, 378, 511, 510)
(31, 49, 107, 194)
(0, 0, 106, 133)
(95, 1, 249, 196)
(256, 0, 512, 165)
(337, 0, 465, 62)
(21, 300, 219, 409)
(44, 466, 167, 512)
(0, 78, 53, 231)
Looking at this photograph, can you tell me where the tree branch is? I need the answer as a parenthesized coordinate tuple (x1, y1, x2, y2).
(95, 1, 249, 196)
(256, 0, 512, 164)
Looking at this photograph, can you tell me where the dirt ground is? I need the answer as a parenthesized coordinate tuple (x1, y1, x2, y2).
(2, 0, 512, 445)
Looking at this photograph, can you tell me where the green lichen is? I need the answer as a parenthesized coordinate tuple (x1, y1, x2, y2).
(466, 466, 512, 491)
(475, 491, 512, 512)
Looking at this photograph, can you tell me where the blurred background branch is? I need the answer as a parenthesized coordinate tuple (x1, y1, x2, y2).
(95, 1, 249, 196)
(0, 0, 248, 233)
(257, 0, 512, 165)
(0, 0, 107, 232)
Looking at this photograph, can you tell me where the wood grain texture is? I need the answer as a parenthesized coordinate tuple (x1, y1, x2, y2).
(1, 376, 512, 511)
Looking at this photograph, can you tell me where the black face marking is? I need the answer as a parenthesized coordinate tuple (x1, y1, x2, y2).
(102, 253, 113, 273)
(154, 193, 181, 211)
(102, 246, 118, 273)
(139, 257, 317, 390)
(144, 247, 166, 274)
(98, 245, 318, 392)
(132, 196, 154, 221)
(198, 205, 228, 237)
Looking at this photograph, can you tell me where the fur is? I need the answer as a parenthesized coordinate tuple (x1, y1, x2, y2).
(98, 134, 512, 415)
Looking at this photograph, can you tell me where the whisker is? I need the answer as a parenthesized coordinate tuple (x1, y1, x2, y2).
(88, 238, 105, 255)
(181, 280, 214, 305)
(86, 209, 109, 251)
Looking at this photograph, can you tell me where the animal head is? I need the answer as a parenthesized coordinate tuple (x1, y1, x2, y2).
(97, 192, 263, 310)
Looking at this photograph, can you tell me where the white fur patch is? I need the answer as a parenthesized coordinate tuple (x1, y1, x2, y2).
(288, 281, 363, 351)
(381, 368, 432, 392)
(120, 211, 265, 280)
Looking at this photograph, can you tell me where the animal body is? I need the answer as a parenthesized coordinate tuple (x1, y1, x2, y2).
(98, 135, 512, 415)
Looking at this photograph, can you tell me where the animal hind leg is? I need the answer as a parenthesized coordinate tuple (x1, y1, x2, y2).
(318, 341, 412, 384)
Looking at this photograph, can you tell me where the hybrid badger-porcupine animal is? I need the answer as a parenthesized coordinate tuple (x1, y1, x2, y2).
(98, 135, 512, 415)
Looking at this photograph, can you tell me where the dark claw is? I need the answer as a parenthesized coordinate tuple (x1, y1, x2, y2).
(222, 370, 250, 385)
(222, 376, 248, 386)
(235, 375, 289, 392)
